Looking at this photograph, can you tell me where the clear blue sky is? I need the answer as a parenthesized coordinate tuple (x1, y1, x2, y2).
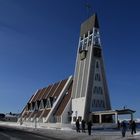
(0, 0, 140, 118)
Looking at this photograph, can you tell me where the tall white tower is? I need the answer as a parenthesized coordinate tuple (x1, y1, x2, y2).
(71, 14, 111, 122)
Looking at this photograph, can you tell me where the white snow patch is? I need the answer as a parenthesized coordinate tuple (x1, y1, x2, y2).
(134, 132, 140, 135)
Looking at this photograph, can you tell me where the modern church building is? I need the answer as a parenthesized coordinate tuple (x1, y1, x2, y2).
(19, 14, 112, 125)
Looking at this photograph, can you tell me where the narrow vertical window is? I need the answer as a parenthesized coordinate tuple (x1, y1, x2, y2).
(93, 86, 97, 94)
(99, 87, 103, 94)
(98, 74, 101, 81)
(96, 61, 99, 68)
(79, 41, 83, 53)
(83, 39, 87, 49)
(95, 73, 100, 81)
(88, 36, 92, 46)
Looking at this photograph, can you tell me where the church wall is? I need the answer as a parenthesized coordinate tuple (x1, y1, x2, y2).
(71, 97, 86, 123)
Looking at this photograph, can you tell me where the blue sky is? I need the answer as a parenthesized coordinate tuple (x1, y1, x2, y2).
(0, 0, 140, 118)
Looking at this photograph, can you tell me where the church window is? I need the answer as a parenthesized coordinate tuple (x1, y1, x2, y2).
(88, 36, 92, 46)
(94, 36, 100, 46)
(97, 87, 99, 94)
(94, 47, 101, 57)
(96, 61, 99, 68)
(95, 73, 101, 81)
(99, 87, 103, 94)
(93, 86, 97, 94)
(85, 32, 88, 37)
(92, 99, 96, 107)
(94, 28, 98, 36)
(90, 29, 93, 34)
(97, 100, 99, 107)
(31, 102, 35, 110)
(83, 39, 87, 49)
(98, 74, 101, 81)
(43, 99, 47, 108)
(46, 98, 51, 108)
(102, 101, 105, 107)
(101, 88, 103, 94)
(80, 41, 83, 48)
(95, 100, 98, 107)
(92, 100, 94, 107)
(100, 100, 105, 107)
(39, 100, 44, 109)
(94, 86, 103, 94)
(79, 42, 83, 53)
(95, 74, 97, 81)
(34, 102, 38, 111)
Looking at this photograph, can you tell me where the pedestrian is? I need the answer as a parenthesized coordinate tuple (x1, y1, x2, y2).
(129, 120, 132, 130)
(81, 119, 86, 132)
(121, 121, 127, 137)
(87, 120, 92, 135)
(117, 120, 120, 129)
(76, 119, 80, 132)
(131, 120, 136, 135)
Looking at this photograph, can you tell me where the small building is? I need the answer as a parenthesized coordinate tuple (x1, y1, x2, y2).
(91, 109, 135, 128)
(4, 113, 19, 122)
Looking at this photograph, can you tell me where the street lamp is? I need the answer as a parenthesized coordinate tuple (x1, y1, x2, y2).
(34, 109, 38, 129)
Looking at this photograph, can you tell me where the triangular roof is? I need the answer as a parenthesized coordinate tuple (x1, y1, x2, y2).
(80, 13, 99, 36)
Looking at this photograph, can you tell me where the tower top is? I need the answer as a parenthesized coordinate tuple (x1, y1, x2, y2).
(80, 13, 99, 36)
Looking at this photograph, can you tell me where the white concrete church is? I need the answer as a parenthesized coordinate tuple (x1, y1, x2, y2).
(19, 13, 113, 126)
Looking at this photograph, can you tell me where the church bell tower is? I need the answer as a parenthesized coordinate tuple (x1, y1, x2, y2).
(71, 14, 111, 122)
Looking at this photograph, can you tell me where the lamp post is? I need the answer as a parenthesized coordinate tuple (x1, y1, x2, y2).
(75, 111, 77, 119)
(34, 109, 38, 129)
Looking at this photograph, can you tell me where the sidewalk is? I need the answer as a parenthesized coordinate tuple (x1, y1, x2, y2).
(0, 122, 140, 140)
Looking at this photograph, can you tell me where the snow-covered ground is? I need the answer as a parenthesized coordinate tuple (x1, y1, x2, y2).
(0, 121, 140, 140)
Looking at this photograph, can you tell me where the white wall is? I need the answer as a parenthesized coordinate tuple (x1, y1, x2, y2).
(71, 97, 85, 123)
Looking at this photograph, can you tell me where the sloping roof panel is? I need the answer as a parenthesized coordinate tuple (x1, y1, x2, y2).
(54, 82, 73, 116)
(42, 109, 51, 117)
(42, 85, 53, 99)
(53, 79, 68, 98)
(32, 90, 42, 102)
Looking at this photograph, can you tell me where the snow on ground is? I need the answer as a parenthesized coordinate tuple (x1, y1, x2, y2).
(0, 122, 140, 140)
(135, 132, 140, 135)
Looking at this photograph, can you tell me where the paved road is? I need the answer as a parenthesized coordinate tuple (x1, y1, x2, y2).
(0, 126, 60, 140)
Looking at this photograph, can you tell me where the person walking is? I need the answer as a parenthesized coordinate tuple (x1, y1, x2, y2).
(117, 120, 120, 129)
(81, 119, 86, 132)
(76, 119, 80, 132)
(131, 120, 136, 135)
(87, 120, 92, 135)
(121, 121, 127, 137)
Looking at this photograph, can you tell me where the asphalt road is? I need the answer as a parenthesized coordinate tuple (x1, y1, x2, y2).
(0, 126, 59, 140)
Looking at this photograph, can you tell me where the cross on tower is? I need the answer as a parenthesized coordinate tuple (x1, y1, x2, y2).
(85, 2, 92, 17)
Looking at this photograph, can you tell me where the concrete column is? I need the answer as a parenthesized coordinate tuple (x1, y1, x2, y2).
(131, 113, 133, 121)
(99, 114, 102, 124)
(114, 113, 118, 124)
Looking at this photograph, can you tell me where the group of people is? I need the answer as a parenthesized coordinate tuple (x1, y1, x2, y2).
(75, 119, 137, 137)
(119, 120, 137, 137)
(75, 119, 92, 135)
